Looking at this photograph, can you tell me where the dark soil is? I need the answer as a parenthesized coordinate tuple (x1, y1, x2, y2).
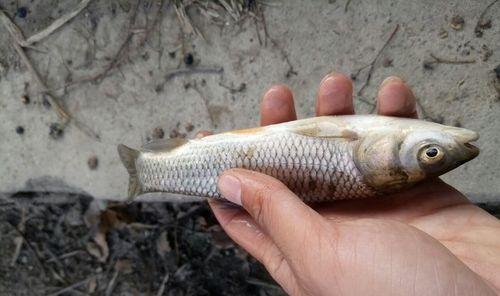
(0, 194, 284, 296)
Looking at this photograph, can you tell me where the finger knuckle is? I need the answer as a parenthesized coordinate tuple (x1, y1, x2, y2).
(264, 249, 287, 276)
(249, 182, 287, 225)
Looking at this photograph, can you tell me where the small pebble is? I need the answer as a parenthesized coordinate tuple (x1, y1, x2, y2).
(16, 7, 28, 18)
(170, 129, 186, 139)
(42, 97, 51, 108)
(438, 29, 448, 39)
(154, 84, 164, 93)
(152, 127, 165, 139)
(87, 156, 98, 170)
(183, 53, 194, 66)
(16, 126, 24, 134)
(185, 123, 195, 132)
(21, 95, 30, 104)
(494, 65, 500, 80)
(449, 15, 464, 30)
(481, 44, 493, 62)
(423, 61, 434, 70)
(49, 123, 64, 139)
(480, 19, 492, 29)
(460, 49, 470, 56)
(382, 58, 393, 68)
(474, 19, 491, 38)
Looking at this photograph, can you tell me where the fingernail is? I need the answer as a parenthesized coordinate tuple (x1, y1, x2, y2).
(380, 76, 403, 88)
(319, 74, 346, 97)
(320, 72, 338, 85)
(262, 88, 287, 110)
(218, 174, 242, 205)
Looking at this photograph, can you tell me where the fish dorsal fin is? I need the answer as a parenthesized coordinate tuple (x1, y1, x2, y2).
(291, 121, 358, 140)
(142, 138, 188, 151)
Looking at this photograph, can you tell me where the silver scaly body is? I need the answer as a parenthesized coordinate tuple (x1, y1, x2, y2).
(138, 132, 376, 202)
(118, 115, 479, 202)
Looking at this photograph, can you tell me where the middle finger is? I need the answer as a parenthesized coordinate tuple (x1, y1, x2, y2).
(316, 72, 355, 116)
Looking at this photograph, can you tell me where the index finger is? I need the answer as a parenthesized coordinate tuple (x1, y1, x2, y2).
(316, 72, 355, 116)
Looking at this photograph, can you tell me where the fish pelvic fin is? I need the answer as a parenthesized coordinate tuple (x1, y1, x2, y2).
(117, 144, 142, 201)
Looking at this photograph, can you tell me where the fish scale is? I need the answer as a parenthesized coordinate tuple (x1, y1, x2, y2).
(137, 132, 376, 202)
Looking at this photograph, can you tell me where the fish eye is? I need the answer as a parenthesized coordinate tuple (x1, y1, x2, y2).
(425, 147, 439, 158)
(418, 145, 445, 164)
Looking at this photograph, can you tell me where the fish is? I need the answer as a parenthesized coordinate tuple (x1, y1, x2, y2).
(117, 115, 479, 203)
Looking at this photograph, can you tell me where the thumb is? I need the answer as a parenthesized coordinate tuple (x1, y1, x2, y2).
(217, 168, 325, 258)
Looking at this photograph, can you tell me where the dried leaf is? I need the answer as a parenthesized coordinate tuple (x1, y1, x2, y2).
(88, 277, 97, 293)
(115, 259, 133, 274)
(86, 230, 109, 262)
(156, 231, 172, 256)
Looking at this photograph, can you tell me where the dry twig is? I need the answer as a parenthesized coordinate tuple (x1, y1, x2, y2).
(0, 10, 71, 122)
(10, 208, 26, 266)
(425, 53, 476, 67)
(105, 270, 120, 296)
(165, 66, 223, 81)
(59, 1, 155, 90)
(156, 273, 170, 296)
(7, 220, 48, 278)
(192, 82, 216, 128)
(355, 24, 399, 96)
(46, 276, 94, 296)
(174, 2, 204, 38)
(21, 0, 92, 47)
(474, 0, 499, 37)
(256, 5, 297, 78)
(344, 0, 353, 12)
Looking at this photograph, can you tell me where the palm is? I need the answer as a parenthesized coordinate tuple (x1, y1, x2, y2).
(207, 73, 500, 293)
(313, 180, 500, 290)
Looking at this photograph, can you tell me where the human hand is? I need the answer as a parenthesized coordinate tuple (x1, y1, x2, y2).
(205, 73, 500, 295)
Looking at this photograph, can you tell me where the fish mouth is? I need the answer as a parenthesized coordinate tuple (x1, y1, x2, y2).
(463, 142, 479, 158)
(446, 128, 480, 160)
(459, 132, 480, 159)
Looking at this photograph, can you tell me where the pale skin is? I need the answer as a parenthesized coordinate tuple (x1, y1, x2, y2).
(198, 73, 500, 295)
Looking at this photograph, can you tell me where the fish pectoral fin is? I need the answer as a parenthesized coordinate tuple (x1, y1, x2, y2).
(142, 138, 188, 151)
(291, 123, 358, 140)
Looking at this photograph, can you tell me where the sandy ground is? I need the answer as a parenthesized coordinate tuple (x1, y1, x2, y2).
(0, 0, 499, 295)
(1, 0, 499, 204)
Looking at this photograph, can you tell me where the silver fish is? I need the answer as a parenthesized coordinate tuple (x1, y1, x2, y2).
(118, 115, 479, 202)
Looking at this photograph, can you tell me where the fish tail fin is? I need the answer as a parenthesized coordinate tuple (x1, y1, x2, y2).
(117, 144, 142, 201)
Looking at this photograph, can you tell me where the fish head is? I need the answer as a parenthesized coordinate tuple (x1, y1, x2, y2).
(398, 126, 479, 179)
(355, 122, 479, 193)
